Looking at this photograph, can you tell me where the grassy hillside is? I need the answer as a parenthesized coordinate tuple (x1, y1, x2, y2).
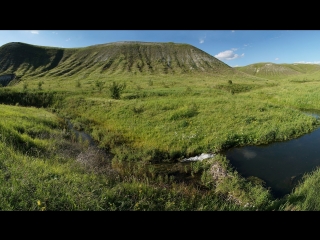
(235, 62, 320, 80)
(0, 42, 65, 77)
(0, 41, 237, 79)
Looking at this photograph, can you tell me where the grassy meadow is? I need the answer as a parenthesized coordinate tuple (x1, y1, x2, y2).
(2, 42, 320, 210)
(2, 69, 320, 210)
(0, 103, 275, 210)
(10, 72, 320, 162)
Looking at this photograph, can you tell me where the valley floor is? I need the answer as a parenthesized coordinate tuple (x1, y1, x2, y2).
(1, 72, 320, 210)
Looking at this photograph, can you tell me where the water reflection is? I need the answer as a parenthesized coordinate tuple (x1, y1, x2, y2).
(241, 149, 257, 159)
(224, 111, 320, 199)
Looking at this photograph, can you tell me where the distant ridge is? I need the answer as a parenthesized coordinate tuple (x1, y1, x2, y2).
(235, 62, 320, 79)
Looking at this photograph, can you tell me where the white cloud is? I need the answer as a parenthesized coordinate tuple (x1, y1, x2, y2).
(199, 34, 206, 44)
(231, 30, 235, 33)
(30, 30, 39, 34)
(66, 38, 71, 41)
(275, 58, 279, 61)
(294, 61, 320, 64)
(214, 49, 244, 61)
(242, 44, 250, 49)
(52, 31, 58, 34)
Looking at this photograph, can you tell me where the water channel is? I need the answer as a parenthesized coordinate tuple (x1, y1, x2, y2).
(66, 110, 320, 199)
(66, 119, 96, 146)
(224, 110, 320, 199)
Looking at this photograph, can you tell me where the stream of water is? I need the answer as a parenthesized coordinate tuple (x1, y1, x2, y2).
(66, 120, 96, 146)
(224, 110, 320, 198)
(66, 111, 320, 199)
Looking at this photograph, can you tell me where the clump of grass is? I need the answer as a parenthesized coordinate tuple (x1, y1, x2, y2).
(214, 83, 258, 94)
(169, 103, 199, 120)
(199, 154, 274, 210)
(38, 81, 43, 90)
(76, 80, 81, 88)
(95, 80, 105, 92)
(278, 167, 320, 211)
(109, 81, 126, 99)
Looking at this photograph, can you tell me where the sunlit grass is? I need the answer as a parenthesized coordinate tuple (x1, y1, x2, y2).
(0, 103, 275, 210)
(4, 42, 320, 210)
(2, 66, 320, 210)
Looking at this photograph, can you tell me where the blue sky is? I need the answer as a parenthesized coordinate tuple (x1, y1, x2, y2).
(1, 30, 320, 67)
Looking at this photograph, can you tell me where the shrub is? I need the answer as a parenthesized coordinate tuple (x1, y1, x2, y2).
(23, 82, 28, 91)
(95, 80, 104, 92)
(76, 80, 81, 88)
(109, 81, 126, 99)
(38, 81, 43, 90)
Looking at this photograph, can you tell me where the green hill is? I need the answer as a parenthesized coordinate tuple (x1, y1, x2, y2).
(235, 62, 320, 80)
(0, 41, 236, 78)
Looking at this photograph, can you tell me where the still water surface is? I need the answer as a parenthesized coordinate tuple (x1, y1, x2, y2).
(224, 111, 320, 198)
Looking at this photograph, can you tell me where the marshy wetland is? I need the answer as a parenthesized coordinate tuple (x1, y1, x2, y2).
(1, 41, 320, 210)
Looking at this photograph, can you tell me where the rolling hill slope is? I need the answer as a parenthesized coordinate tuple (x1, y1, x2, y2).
(235, 62, 320, 80)
(0, 41, 237, 79)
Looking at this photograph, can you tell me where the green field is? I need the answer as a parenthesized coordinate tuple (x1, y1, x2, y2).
(1, 42, 320, 210)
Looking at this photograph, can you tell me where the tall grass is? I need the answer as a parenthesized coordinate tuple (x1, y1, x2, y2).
(0, 104, 275, 210)
(2, 68, 320, 210)
(277, 167, 320, 211)
(49, 75, 319, 163)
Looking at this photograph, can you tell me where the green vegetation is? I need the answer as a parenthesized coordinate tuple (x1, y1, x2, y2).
(109, 81, 126, 99)
(0, 106, 272, 210)
(2, 41, 320, 210)
(235, 62, 320, 80)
